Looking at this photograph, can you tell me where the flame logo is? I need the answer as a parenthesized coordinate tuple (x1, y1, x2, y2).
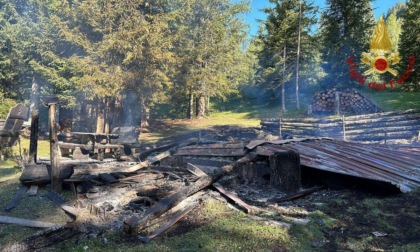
(361, 16, 400, 76)
(370, 17, 392, 52)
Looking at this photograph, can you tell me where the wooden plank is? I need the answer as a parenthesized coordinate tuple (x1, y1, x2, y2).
(28, 185, 38, 196)
(213, 183, 253, 214)
(187, 163, 207, 177)
(46, 191, 79, 217)
(0, 216, 57, 228)
(175, 148, 245, 157)
(141, 204, 195, 243)
(135, 143, 177, 161)
(181, 143, 246, 149)
(125, 143, 192, 173)
(124, 153, 257, 234)
(4, 185, 27, 212)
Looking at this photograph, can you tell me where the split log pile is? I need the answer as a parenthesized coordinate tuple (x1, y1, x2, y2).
(310, 88, 382, 115)
(261, 109, 420, 143)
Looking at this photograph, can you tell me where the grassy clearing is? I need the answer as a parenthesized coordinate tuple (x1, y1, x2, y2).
(362, 90, 420, 111)
(141, 90, 420, 143)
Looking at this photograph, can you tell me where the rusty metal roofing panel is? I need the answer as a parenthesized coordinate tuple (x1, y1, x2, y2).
(247, 139, 420, 193)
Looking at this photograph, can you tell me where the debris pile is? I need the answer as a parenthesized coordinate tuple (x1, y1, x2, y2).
(2, 127, 420, 250)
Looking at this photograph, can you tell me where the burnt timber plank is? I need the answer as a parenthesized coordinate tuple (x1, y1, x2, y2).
(187, 163, 208, 177)
(46, 191, 79, 217)
(4, 184, 27, 212)
(124, 153, 257, 234)
(175, 148, 245, 157)
(0, 216, 57, 228)
(141, 204, 196, 243)
(213, 183, 253, 214)
(180, 143, 246, 149)
(28, 185, 38, 196)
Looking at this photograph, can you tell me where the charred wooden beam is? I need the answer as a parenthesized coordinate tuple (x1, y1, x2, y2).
(0, 216, 57, 228)
(4, 185, 27, 212)
(124, 153, 257, 234)
(213, 183, 254, 214)
(46, 191, 79, 218)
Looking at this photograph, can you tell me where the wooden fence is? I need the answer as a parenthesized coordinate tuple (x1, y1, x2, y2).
(261, 109, 420, 143)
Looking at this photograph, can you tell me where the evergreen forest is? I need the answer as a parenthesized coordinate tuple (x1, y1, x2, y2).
(0, 0, 418, 129)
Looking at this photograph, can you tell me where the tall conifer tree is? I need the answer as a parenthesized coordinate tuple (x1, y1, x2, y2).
(399, 0, 419, 89)
(319, 0, 375, 89)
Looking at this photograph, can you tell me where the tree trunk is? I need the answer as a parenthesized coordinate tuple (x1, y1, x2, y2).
(196, 94, 205, 119)
(188, 90, 194, 120)
(282, 44, 287, 113)
(96, 99, 104, 134)
(140, 97, 150, 129)
(78, 101, 87, 132)
(29, 77, 39, 164)
(205, 96, 210, 116)
(269, 150, 301, 193)
(295, 1, 302, 110)
(104, 97, 110, 134)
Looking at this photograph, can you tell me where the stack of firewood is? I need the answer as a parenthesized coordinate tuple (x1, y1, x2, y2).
(310, 88, 382, 115)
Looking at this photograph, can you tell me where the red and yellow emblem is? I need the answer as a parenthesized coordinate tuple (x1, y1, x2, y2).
(361, 16, 400, 76)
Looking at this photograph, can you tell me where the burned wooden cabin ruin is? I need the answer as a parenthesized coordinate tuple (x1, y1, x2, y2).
(2, 97, 420, 249)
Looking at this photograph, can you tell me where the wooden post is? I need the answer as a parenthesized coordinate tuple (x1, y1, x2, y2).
(335, 91, 340, 115)
(279, 117, 282, 139)
(49, 102, 61, 192)
(29, 77, 40, 164)
(342, 115, 346, 141)
(269, 150, 301, 193)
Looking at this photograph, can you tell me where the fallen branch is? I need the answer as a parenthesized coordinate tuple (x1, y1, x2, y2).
(124, 153, 257, 234)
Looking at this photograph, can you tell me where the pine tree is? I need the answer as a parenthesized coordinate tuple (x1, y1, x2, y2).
(173, 0, 249, 119)
(320, 0, 375, 89)
(398, 0, 419, 89)
(257, 0, 317, 111)
(386, 12, 402, 54)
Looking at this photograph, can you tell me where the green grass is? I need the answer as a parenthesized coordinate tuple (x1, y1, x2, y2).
(363, 90, 420, 111)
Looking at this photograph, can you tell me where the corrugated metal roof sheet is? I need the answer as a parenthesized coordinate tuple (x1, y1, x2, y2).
(246, 138, 420, 193)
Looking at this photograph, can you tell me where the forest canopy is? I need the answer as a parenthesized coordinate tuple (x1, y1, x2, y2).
(0, 0, 417, 129)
